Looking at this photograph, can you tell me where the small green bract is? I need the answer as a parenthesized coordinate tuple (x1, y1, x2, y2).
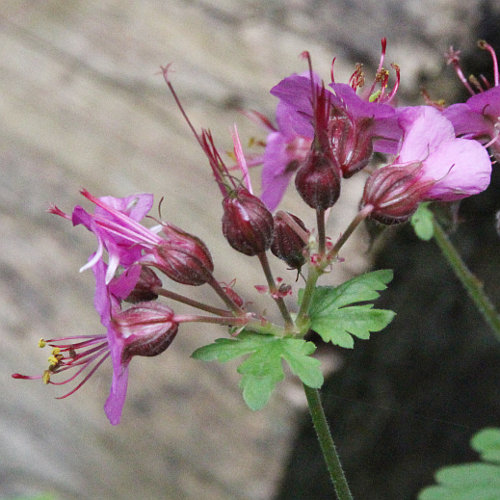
(411, 202, 434, 241)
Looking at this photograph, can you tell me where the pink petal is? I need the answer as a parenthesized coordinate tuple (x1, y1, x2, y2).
(398, 107, 455, 162)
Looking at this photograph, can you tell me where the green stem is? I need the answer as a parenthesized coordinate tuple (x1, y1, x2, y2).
(317, 208, 326, 256)
(323, 204, 373, 270)
(296, 265, 320, 332)
(157, 288, 233, 316)
(257, 252, 294, 328)
(432, 218, 500, 342)
(303, 385, 353, 500)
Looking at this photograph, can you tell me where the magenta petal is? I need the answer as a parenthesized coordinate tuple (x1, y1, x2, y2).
(104, 344, 130, 425)
(97, 193, 154, 222)
(92, 260, 113, 327)
(329, 83, 395, 119)
(271, 73, 323, 137)
(261, 130, 310, 211)
(397, 106, 455, 162)
(261, 172, 295, 212)
(275, 101, 313, 138)
(466, 86, 500, 118)
(109, 265, 142, 300)
(444, 103, 496, 139)
(423, 137, 492, 201)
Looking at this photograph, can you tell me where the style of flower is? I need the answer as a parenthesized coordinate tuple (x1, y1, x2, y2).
(261, 39, 402, 211)
(13, 260, 179, 425)
(444, 41, 500, 160)
(361, 106, 492, 224)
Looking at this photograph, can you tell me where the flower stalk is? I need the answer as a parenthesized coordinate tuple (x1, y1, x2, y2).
(432, 218, 500, 342)
(303, 384, 353, 500)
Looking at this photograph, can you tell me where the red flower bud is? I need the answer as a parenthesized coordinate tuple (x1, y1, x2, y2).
(361, 163, 433, 224)
(125, 267, 162, 303)
(294, 148, 341, 210)
(222, 187, 274, 256)
(152, 223, 214, 285)
(112, 302, 178, 363)
(271, 211, 308, 270)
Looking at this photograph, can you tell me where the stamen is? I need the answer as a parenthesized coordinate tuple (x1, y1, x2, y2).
(478, 40, 499, 87)
(469, 74, 485, 93)
(377, 38, 387, 74)
(330, 57, 337, 83)
(47, 204, 71, 220)
(445, 46, 475, 95)
(386, 64, 400, 102)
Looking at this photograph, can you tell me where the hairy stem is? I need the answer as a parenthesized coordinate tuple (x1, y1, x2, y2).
(316, 208, 326, 256)
(157, 288, 233, 316)
(432, 218, 500, 342)
(303, 385, 353, 500)
(257, 252, 294, 328)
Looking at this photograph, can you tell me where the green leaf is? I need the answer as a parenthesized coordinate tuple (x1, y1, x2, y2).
(471, 428, 500, 463)
(411, 202, 434, 241)
(418, 427, 500, 500)
(192, 332, 323, 410)
(306, 270, 395, 348)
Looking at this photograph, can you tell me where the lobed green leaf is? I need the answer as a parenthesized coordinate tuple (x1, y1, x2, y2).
(306, 270, 395, 348)
(418, 427, 500, 500)
(192, 332, 323, 410)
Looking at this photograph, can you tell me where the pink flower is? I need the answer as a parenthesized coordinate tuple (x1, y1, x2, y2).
(362, 106, 492, 224)
(261, 99, 313, 210)
(444, 42, 500, 160)
(51, 189, 214, 286)
(13, 261, 178, 425)
(261, 40, 403, 210)
(397, 106, 491, 200)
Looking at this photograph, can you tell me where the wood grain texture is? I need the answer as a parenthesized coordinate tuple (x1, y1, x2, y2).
(0, 1, 489, 498)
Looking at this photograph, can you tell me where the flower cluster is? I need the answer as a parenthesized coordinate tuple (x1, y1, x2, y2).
(14, 39, 496, 425)
(14, 189, 252, 424)
(259, 40, 493, 224)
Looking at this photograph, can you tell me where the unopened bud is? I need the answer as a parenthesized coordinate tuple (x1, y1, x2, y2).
(361, 163, 433, 224)
(294, 148, 341, 210)
(125, 267, 162, 303)
(271, 211, 308, 270)
(222, 187, 274, 256)
(153, 223, 214, 285)
(112, 302, 178, 363)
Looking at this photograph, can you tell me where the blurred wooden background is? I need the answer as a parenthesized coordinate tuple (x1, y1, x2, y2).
(0, 1, 494, 499)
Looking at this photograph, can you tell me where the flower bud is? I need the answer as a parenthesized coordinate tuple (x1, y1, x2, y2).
(294, 148, 341, 210)
(361, 163, 433, 225)
(125, 267, 162, 303)
(222, 187, 274, 256)
(112, 302, 178, 363)
(271, 211, 308, 270)
(152, 223, 214, 285)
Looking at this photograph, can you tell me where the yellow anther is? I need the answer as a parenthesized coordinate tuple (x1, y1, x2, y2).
(48, 355, 60, 367)
(369, 90, 382, 103)
(52, 347, 61, 355)
(42, 370, 51, 384)
(38, 338, 46, 348)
